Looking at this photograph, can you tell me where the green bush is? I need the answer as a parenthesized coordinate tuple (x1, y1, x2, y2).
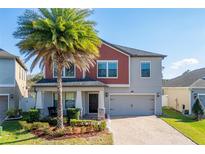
(21, 112, 30, 121)
(98, 120, 106, 131)
(41, 116, 67, 126)
(67, 108, 80, 120)
(30, 122, 49, 130)
(70, 119, 106, 132)
(19, 121, 49, 131)
(192, 98, 204, 121)
(6, 109, 21, 118)
(70, 119, 98, 127)
(27, 108, 40, 123)
(43, 127, 73, 137)
(19, 121, 32, 131)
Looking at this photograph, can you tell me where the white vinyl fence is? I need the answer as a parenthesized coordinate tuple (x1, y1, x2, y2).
(19, 96, 36, 112)
(162, 95, 168, 107)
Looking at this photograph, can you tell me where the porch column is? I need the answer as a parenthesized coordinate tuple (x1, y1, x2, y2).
(98, 90, 105, 119)
(36, 90, 44, 116)
(76, 90, 83, 117)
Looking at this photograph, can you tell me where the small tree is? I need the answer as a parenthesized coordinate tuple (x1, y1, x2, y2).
(192, 98, 204, 121)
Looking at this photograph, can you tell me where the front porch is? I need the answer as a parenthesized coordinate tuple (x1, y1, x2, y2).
(35, 86, 106, 119)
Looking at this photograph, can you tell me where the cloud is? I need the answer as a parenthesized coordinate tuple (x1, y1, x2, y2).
(171, 58, 199, 69)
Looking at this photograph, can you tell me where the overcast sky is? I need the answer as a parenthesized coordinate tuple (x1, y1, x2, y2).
(1, 8, 205, 79)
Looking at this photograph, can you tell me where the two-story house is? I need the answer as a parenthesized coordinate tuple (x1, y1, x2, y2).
(34, 40, 166, 119)
(0, 48, 28, 120)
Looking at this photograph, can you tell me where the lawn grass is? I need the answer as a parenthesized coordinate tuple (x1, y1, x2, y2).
(0, 120, 113, 145)
(161, 107, 205, 144)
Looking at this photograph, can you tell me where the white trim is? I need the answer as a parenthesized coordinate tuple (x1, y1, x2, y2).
(97, 60, 118, 79)
(14, 59, 16, 86)
(110, 92, 156, 96)
(88, 92, 99, 114)
(163, 87, 190, 89)
(107, 84, 130, 87)
(102, 42, 130, 57)
(140, 61, 151, 78)
(128, 56, 130, 85)
(188, 89, 192, 115)
(109, 92, 156, 115)
(198, 93, 205, 96)
(53, 63, 76, 78)
(0, 94, 10, 111)
(191, 87, 205, 89)
(0, 84, 15, 87)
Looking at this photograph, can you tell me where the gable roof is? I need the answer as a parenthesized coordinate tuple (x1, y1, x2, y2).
(0, 48, 27, 71)
(102, 39, 166, 58)
(163, 68, 205, 87)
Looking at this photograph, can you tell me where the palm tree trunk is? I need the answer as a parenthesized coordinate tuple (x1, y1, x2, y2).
(56, 63, 64, 129)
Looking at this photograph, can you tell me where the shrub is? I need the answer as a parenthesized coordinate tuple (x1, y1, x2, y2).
(19, 121, 49, 131)
(19, 121, 32, 131)
(184, 110, 189, 115)
(70, 119, 98, 127)
(6, 109, 21, 118)
(30, 122, 49, 130)
(98, 120, 106, 131)
(192, 98, 204, 121)
(70, 119, 106, 132)
(43, 127, 73, 137)
(42, 117, 67, 126)
(67, 108, 80, 120)
(27, 108, 40, 123)
(21, 112, 30, 121)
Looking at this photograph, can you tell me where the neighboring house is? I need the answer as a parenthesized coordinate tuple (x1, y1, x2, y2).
(163, 68, 205, 114)
(34, 40, 166, 119)
(0, 48, 28, 119)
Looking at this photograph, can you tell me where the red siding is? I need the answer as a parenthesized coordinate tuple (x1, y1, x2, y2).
(44, 43, 129, 84)
(86, 43, 129, 84)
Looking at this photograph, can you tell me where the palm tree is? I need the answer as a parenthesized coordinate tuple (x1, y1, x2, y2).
(14, 8, 101, 129)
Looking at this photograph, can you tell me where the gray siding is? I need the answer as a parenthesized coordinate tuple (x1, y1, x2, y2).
(0, 87, 16, 109)
(106, 57, 163, 115)
(0, 58, 15, 85)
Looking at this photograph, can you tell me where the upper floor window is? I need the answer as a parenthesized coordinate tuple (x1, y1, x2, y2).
(53, 63, 75, 78)
(140, 61, 151, 78)
(97, 60, 118, 78)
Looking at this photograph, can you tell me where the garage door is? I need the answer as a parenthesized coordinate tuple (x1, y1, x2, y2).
(110, 95, 155, 116)
(0, 96, 8, 120)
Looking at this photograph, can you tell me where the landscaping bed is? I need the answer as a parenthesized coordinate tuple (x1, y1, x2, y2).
(0, 108, 112, 145)
(19, 119, 107, 140)
(0, 119, 112, 145)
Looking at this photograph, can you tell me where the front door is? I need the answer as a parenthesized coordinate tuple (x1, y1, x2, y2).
(89, 94, 98, 113)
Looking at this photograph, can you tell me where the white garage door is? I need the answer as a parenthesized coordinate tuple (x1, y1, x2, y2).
(0, 96, 8, 120)
(110, 95, 155, 116)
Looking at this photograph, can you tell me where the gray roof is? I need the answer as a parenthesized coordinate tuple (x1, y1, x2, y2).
(34, 78, 107, 87)
(190, 78, 205, 88)
(163, 68, 205, 87)
(0, 48, 27, 71)
(102, 40, 166, 58)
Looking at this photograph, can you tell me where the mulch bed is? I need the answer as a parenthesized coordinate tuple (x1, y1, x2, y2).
(31, 129, 109, 140)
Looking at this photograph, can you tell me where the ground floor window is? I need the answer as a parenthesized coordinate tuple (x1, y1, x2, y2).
(65, 92, 75, 108)
(53, 92, 76, 108)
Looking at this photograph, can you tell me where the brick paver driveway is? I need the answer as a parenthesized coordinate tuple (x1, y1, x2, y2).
(110, 115, 195, 145)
